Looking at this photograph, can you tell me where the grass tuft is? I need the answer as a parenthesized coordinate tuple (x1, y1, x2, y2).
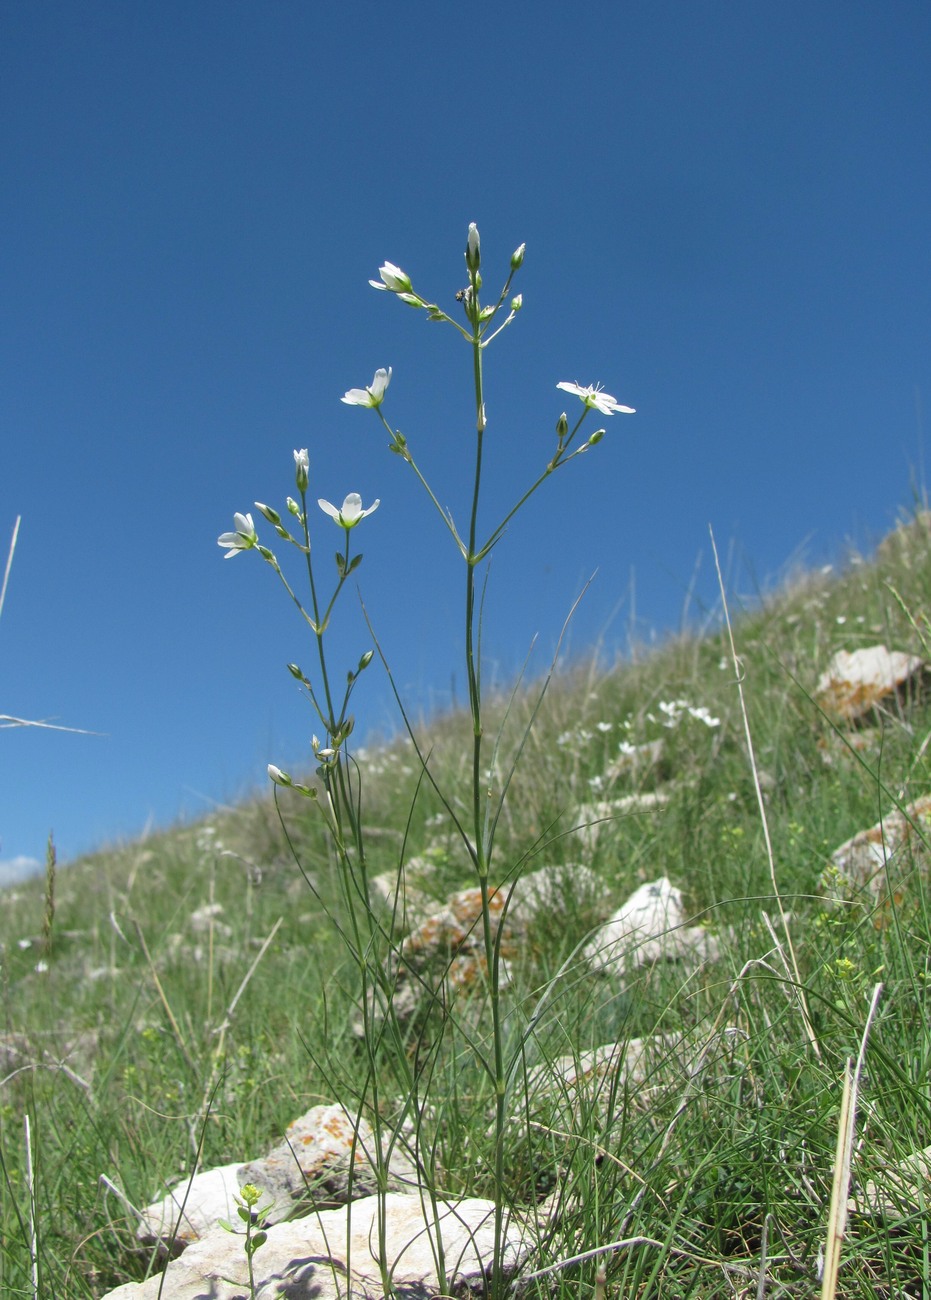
(3, 510, 931, 1296)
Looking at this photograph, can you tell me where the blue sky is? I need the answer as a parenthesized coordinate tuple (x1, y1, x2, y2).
(3, 1, 930, 882)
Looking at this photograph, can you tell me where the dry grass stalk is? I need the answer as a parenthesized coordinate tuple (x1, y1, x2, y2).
(820, 982, 883, 1300)
(710, 526, 822, 1060)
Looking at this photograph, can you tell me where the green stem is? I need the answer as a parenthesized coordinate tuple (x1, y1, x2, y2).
(461, 270, 507, 1300)
(375, 409, 468, 557)
(299, 489, 338, 735)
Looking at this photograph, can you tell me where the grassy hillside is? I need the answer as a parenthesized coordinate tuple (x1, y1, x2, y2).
(3, 510, 931, 1298)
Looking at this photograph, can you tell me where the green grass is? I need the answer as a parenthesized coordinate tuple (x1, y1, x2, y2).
(4, 510, 931, 1298)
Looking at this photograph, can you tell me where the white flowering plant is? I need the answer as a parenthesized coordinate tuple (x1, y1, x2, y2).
(219, 224, 634, 1298)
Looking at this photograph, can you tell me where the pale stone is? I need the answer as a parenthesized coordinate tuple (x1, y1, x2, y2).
(583, 877, 719, 982)
(570, 793, 670, 852)
(816, 645, 926, 722)
(848, 1145, 931, 1218)
(504, 862, 611, 929)
(138, 1163, 244, 1246)
(237, 1103, 418, 1212)
(358, 863, 612, 1032)
(138, 1107, 420, 1247)
(103, 1192, 533, 1299)
(822, 792, 931, 904)
(603, 738, 666, 783)
(526, 1034, 682, 1097)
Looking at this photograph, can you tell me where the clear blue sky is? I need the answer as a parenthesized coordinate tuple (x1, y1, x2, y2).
(3, 1, 930, 882)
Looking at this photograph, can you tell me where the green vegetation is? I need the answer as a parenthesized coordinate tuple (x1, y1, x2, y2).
(3, 510, 931, 1297)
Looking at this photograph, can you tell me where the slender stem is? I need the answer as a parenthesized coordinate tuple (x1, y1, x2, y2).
(458, 268, 509, 1300)
(374, 408, 468, 556)
(299, 490, 338, 734)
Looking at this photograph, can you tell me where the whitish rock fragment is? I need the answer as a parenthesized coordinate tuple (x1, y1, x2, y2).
(570, 793, 670, 852)
(604, 738, 666, 783)
(104, 1192, 533, 1300)
(526, 1034, 682, 1099)
(137, 1164, 244, 1247)
(816, 645, 926, 722)
(583, 877, 719, 983)
(505, 862, 611, 929)
(822, 793, 931, 904)
(849, 1145, 931, 1218)
(237, 1103, 417, 1211)
(390, 862, 610, 1002)
(138, 1106, 418, 1247)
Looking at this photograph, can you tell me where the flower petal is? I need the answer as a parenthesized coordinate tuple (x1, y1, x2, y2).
(341, 367, 391, 408)
(556, 381, 635, 416)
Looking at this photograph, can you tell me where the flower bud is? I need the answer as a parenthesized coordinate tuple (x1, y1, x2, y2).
(293, 448, 309, 492)
(254, 502, 281, 525)
(358, 649, 374, 672)
(370, 262, 412, 293)
(286, 497, 301, 517)
(267, 764, 292, 787)
(510, 294, 523, 311)
(466, 222, 481, 273)
(287, 662, 304, 680)
(556, 412, 568, 440)
(510, 243, 526, 270)
(587, 428, 606, 446)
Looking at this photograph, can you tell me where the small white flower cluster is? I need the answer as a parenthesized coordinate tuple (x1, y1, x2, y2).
(648, 699, 721, 729)
(195, 824, 226, 856)
(555, 720, 615, 748)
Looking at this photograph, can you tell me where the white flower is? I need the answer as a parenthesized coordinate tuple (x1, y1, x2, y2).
(317, 493, 380, 529)
(556, 381, 635, 416)
(687, 705, 721, 728)
(368, 262, 411, 293)
(267, 764, 292, 787)
(341, 367, 392, 408)
(217, 512, 257, 558)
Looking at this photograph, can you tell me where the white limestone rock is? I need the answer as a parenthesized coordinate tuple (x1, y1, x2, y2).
(105, 1192, 534, 1299)
(583, 877, 719, 983)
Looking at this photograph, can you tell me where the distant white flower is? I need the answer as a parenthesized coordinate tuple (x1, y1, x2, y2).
(341, 367, 392, 408)
(556, 381, 635, 416)
(267, 764, 292, 786)
(217, 512, 257, 558)
(317, 493, 380, 529)
(369, 262, 411, 293)
(688, 705, 721, 728)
